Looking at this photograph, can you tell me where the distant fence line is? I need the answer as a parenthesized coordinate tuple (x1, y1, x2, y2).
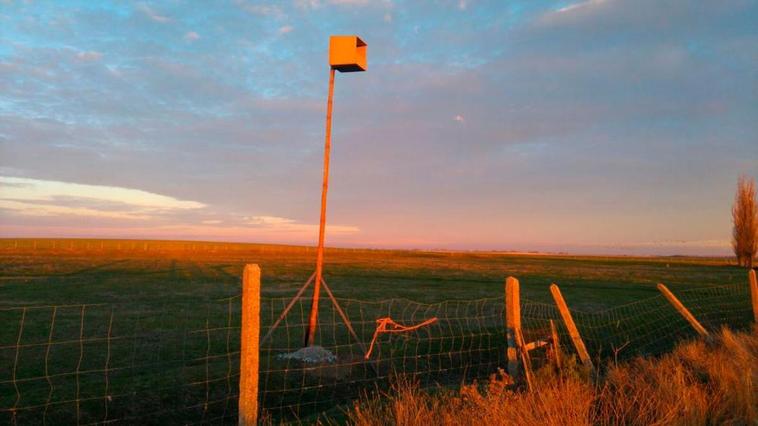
(0, 238, 415, 256)
(1, 268, 756, 424)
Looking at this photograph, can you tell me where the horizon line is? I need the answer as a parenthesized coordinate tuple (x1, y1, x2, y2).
(0, 236, 737, 259)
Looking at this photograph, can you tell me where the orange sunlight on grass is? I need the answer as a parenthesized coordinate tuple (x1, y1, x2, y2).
(345, 327, 758, 426)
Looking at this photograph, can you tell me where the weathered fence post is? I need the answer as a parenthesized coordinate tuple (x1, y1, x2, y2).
(657, 283, 709, 338)
(549, 284, 593, 370)
(505, 277, 534, 388)
(239, 264, 260, 425)
(750, 270, 758, 324)
(505, 277, 521, 380)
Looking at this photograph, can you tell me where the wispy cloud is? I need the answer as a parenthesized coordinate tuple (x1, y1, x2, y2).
(0, 176, 204, 220)
(137, 3, 171, 23)
(278, 25, 294, 35)
(245, 215, 359, 234)
(0, 177, 359, 240)
(329, 0, 372, 5)
(246, 215, 295, 226)
(235, 1, 284, 17)
(294, 0, 321, 9)
(295, 0, 389, 9)
(184, 32, 200, 42)
(75, 51, 102, 62)
(0, 200, 151, 220)
(555, 0, 605, 14)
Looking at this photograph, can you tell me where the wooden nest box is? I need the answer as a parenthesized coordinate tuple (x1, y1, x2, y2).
(329, 35, 367, 72)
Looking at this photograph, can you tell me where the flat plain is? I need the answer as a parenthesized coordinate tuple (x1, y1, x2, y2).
(0, 238, 745, 309)
(0, 239, 751, 424)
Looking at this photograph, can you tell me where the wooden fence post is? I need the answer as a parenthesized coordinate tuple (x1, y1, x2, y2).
(239, 264, 260, 425)
(549, 284, 593, 370)
(505, 277, 534, 388)
(750, 270, 758, 324)
(657, 283, 709, 338)
(505, 277, 521, 380)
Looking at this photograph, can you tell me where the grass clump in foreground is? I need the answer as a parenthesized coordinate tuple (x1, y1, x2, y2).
(346, 327, 757, 426)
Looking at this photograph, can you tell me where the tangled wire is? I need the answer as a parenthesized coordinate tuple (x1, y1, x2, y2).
(364, 316, 438, 360)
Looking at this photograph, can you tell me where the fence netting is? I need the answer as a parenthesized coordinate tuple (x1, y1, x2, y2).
(259, 295, 505, 423)
(520, 282, 753, 363)
(0, 297, 242, 425)
(1, 281, 754, 424)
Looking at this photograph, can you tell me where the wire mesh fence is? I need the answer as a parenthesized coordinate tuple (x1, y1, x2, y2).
(520, 282, 754, 364)
(0, 298, 242, 425)
(258, 295, 505, 422)
(1, 277, 755, 424)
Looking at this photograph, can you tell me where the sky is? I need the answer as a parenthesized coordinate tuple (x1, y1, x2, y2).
(1, 0, 757, 256)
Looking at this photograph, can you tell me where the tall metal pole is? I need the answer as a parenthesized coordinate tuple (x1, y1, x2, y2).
(305, 67, 336, 347)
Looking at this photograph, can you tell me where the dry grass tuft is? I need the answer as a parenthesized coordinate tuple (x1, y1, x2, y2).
(345, 327, 757, 426)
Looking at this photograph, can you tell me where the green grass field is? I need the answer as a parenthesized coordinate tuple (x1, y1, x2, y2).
(0, 238, 746, 308)
(0, 239, 753, 424)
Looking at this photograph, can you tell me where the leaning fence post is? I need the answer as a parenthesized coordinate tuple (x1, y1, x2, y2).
(750, 270, 758, 324)
(550, 284, 593, 370)
(239, 264, 260, 426)
(657, 283, 709, 338)
(505, 277, 521, 380)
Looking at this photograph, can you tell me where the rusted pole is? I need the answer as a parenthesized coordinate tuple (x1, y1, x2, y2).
(550, 284, 593, 369)
(657, 283, 709, 337)
(239, 264, 260, 426)
(750, 270, 758, 324)
(305, 68, 337, 347)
